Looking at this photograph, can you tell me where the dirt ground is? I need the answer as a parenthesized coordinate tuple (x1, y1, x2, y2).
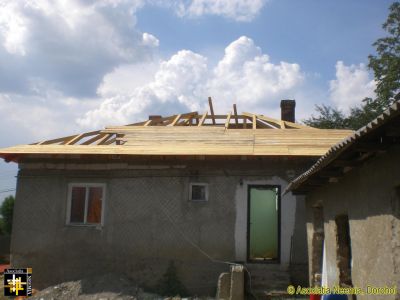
(1, 273, 213, 300)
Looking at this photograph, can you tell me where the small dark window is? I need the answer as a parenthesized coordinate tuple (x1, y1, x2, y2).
(190, 183, 208, 201)
(335, 214, 353, 287)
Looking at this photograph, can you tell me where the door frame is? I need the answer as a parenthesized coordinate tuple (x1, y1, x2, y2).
(246, 184, 281, 263)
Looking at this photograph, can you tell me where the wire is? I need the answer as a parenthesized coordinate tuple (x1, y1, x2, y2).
(157, 202, 238, 266)
(157, 202, 256, 298)
(0, 188, 15, 194)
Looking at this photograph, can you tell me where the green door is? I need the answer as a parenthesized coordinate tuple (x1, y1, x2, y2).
(248, 186, 279, 261)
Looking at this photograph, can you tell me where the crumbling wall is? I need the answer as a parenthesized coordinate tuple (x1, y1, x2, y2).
(306, 145, 400, 299)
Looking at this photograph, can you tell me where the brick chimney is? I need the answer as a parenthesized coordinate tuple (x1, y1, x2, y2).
(149, 115, 162, 125)
(149, 115, 162, 120)
(280, 100, 296, 123)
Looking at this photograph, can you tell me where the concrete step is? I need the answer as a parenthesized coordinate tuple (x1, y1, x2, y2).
(244, 264, 291, 297)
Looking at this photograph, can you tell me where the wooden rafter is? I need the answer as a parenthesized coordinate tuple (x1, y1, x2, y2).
(233, 104, 238, 126)
(35, 101, 318, 147)
(171, 114, 182, 126)
(198, 112, 207, 126)
(97, 134, 114, 145)
(225, 112, 232, 129)
(208, 97, 216, 125)
(65, 131, 100, 145)
(81, 133, 108, 145)
(39, 134, 79, 145)
(243, 113, 276, 129)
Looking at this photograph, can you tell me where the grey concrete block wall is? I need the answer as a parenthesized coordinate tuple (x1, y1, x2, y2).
(0, 235, 10, 257)
(11, 160, 311, 295)
(305, 145, 400, 299)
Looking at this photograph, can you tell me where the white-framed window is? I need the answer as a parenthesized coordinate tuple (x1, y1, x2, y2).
(189, 183, 208, 202)
(66, 183, 106, 226)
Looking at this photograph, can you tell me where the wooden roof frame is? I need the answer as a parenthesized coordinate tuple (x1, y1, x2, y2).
(32, 98, 315, 146)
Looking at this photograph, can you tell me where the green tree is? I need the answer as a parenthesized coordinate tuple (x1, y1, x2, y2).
(0, 195, 15, 235)
(303, 104, 348, 129)
(304, 2, 400, 130)
(368, 1, 400, 105)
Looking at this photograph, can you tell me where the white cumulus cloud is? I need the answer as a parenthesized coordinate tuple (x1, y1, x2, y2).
(329, 61, 376, 113)
(78, 36, 304, 128)
(0, 0, 149, 97)
(209, 36, 303, 111)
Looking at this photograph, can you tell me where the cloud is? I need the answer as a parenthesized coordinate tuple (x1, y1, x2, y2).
(329, 61, 376, 113)
(78, 49, 209, 128)
(175, 0, 268, 22)
(142, 32, 159, 47)
(78, 36, 305, 128)
(0, 91, 96, 145)
(0, 1, 270, 144)
(0, 0, 264, 101)
(209, 36, 303, 111)
(0, 0, 151, 97)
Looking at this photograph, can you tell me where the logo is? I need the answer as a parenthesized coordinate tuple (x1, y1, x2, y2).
(3, 268, 32, 297)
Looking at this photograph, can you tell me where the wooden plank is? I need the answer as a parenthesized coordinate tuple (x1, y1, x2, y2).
(82, 133, 108, 145)
(0, 143, 334, 156)
(198, 112, 207, 126)
(171, 114, 182, 126)
(65, 134, 86, 145)
(225, 112, 232, 129)
(252, 114, 256, 130)
(208, 97, 216, 125)
(103, 137, 116, 145)
(254, 118, 277, 129)
(242, 112, 275, 129)
(283, 120, 313, 129)
(233, 104, 238, 125)
(143, 120, 152, 127)
(97, 134, 114, 145)
(39, 134, 79, 145)
(244, 113, 280, 129)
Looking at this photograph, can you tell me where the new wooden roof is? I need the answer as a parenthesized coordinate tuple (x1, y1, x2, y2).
(0, 100, 353, 162)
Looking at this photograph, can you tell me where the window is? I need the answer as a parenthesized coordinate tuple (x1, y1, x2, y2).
(189, 183, 208, 201)
(67, 184, 105, 225)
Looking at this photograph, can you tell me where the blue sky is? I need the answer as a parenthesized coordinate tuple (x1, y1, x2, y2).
(0, 0, 394, 203)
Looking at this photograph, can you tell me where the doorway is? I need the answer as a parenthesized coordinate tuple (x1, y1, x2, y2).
(247, 185, 280, 262)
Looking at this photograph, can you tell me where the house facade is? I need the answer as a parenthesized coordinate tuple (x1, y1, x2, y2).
(1, 100, 353, 295)
(287, 100, 400, 299)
